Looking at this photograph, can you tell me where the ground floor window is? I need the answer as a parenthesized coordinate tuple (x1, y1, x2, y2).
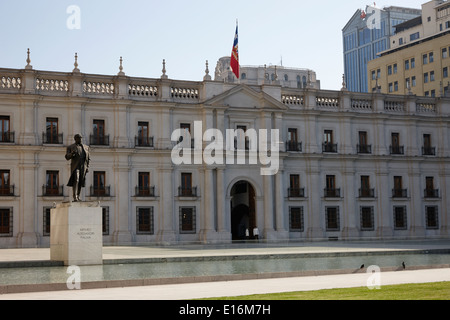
(43, 207, 51, 236)
(426, 206, 439, 229)
(394, 206, 407, 230)
(326, 207, 340, 231)
(0, 208, 12, 236)
(136, 207, 154, 234)
(102, 207, 110, 235)
(289, 207, 304, 232)
(360, 206, 374, 231)
(180, 207, 196, 234)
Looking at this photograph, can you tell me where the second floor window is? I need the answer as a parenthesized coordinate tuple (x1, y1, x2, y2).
(287, 128, 301, 151)
(323, 130, 337, 153)
(0, 170, 12, 195)
(91, 119, 108, 146)
(391, 133, 404, 155)
(136, 121, 153, 147)
(289, 174, 303, 197)
(45, 117, 61, 144)
(44, 171, 61, 195)
(0, 116, 13, 143)
(137, 172, 154, 197)
(358, 131, 371, 154)
(180, 173, 196, 197)
(92, 171, 108, 196)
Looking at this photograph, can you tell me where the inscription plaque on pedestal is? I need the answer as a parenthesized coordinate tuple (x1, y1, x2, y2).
(50, 202, 103, 266)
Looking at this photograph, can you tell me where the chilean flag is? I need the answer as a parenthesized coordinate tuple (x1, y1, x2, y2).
(230, 22, 239, 79)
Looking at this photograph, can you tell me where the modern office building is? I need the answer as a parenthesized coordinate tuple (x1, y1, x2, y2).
(343, 5, 421, 92)
(214, 56, 320, 89)
(368, 0, 450, 96)
(0, 52, 449, 248)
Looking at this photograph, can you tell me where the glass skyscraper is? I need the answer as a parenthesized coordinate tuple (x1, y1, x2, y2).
(343, 5, 421, 93)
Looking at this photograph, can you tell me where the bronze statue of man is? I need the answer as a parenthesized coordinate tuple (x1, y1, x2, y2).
(65, 134, 90, 202)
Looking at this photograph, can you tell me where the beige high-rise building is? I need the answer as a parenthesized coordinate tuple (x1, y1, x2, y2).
(368, 0, 450, 97)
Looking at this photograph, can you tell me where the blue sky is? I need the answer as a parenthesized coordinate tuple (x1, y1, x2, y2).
(0, 0, 425, 90)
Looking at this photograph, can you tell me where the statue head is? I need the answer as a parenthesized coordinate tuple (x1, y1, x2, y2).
(74, 134, 83, 144)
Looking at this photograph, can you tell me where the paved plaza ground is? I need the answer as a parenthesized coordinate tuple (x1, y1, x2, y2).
(0, 240, 449, 300)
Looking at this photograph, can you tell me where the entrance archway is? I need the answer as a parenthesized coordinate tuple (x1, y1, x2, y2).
(230, 180, 256, 240)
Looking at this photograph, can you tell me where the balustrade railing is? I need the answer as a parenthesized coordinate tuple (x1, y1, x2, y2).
(1, 76, 21, 90)
(36, 78, 69, 93)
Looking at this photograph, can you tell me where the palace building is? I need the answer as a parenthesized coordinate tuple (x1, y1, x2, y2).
(0, 53, 449, 248)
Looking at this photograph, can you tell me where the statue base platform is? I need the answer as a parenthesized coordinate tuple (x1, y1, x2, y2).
(50, 201, 103, 266)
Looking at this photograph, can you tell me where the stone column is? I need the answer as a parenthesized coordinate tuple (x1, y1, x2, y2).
(306, 162, 323, 239)
(17, 155, 38, 247)
(199, 168, 216, 242)
(112, 158, 132, 244)
(216, 167, 230, 240)
(157, 167, 176, 243)
(376, 169, 393, 237)
(263, 174, 276, 240)
(409, 169, 425, 236)
(275, 169, 288, 239)
(342, 168, 359, 239)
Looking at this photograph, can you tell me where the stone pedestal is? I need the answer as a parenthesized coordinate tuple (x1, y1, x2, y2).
(50, 202, 103, 266)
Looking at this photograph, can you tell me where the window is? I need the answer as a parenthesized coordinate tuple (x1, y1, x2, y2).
(0, 208, 12, 236)
(0, 116, 13, 143)
(444, 67, 448, 78)
(357, 131, 371, 154)
(394, 206, 407, 230)
(136, 207, 154, 234)
(102, 207, 110, 235)
(326, 207, 340, 231)
(410, 32, 420, 41)
(360, 176, 374, 197)
(43, 207, 51, 236)
(393, 64, 397, 74)
(179, 123, 193, 148)
(423, 134, 435, 156)
(289, 207, 304, 232)
(371, 70, 376, 80)
(423, 54, 428, 65)
(180, 207, 196, 233)
(424, 72, 429, 83)
(325, 175, 340, 197)
(425, 177, 439, 198)
(44, 171, 61, 196)
(411, 58, 415, 69)
(289, 174, 303, 197)
(235, 125, 250, 150)
(136, 121, 152, 147)
(180, 173, 196, 197)
(389, 83, 393, 93)
(45, 117, 61, 144)
(287, 128, 301, 152)
(430, 71, 435, 82)
(323, 130, 337, 153)
(412, 76, 416, 87)
(405, 60, 410, 70)
(92, 171, 108, 196)
(393, 176, 406, 198)
(0, 170, 12, 196)
(429, 52, 434, 63)
(137, 172, 153, 196)
(91, 119, 108, 146)
(394, 81, 398, 91)
(360, 207, 374, 231)
(443, 48, 448, 59)
(390, 133, 403, 155)
(388, 65, 392, 75)
(426, 206, 439, 229)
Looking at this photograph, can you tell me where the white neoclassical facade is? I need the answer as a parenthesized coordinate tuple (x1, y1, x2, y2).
(0, 55, 449, 248)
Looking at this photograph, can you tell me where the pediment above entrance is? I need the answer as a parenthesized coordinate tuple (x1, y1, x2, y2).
(203, 85, 288, 112)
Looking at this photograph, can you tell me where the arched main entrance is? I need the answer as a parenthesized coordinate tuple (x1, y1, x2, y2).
(230, 180, 256, 240)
